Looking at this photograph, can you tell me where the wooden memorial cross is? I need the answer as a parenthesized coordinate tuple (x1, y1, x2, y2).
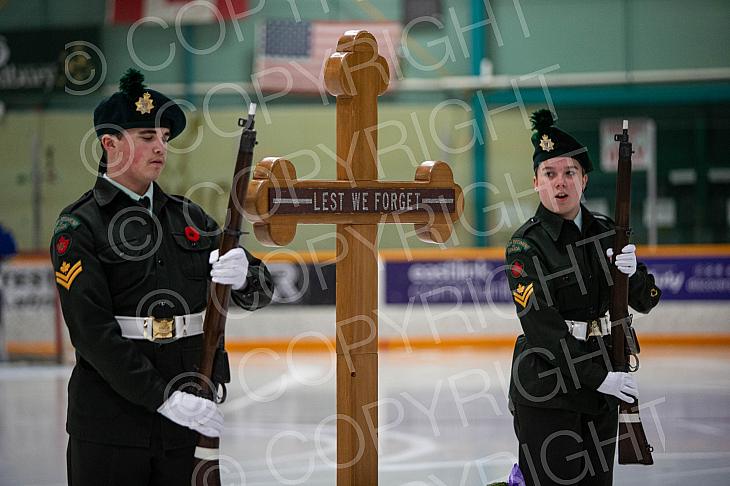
(245, 30, 463, 485)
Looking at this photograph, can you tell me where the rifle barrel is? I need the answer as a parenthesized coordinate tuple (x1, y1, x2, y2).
(192, 106, 258, 485)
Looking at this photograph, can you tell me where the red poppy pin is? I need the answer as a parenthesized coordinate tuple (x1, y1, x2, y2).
(184, 226, 200, 242)
(510, 260, 524, 278)
(55, 234, 71, 255)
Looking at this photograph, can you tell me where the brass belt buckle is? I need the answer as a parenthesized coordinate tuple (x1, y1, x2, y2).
(588, 319, 602, 337)
(151, 317, 175, 341)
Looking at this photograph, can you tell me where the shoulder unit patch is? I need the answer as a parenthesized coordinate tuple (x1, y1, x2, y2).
(55, 260, 83, 290)
(53, 215, 81, 235)
(506, 238, 531, 255)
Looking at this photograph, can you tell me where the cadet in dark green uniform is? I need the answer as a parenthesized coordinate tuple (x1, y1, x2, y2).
(505, 110, 661, 486)
(51, 69, 273, 485)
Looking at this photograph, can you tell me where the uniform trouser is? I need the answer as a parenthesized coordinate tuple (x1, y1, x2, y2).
(513, 402, 618, 486)
(67, 435, 195, 486)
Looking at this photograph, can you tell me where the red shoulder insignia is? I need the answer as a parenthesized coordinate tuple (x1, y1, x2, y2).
(510, 260, 524, 278)
(55, 234, 71, 256)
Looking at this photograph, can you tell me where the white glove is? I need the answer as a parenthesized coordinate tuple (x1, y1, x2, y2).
(209, 248, 249, 290)
(597, 371, 638, 403)
(157, 390, 224, 437)
(606, 244, 637, 278)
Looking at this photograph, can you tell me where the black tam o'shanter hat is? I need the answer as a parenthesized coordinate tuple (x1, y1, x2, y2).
(93, 69, 186, 173)
(530, 109, 593, 173)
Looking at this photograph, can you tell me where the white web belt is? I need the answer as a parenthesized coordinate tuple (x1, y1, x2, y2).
(565, 316, 611, 341)
(116, 312, 204, 342)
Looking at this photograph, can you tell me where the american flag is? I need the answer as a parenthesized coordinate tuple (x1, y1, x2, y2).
(253, 20, 402, 94)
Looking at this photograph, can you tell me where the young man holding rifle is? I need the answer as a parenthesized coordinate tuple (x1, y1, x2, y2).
(505, 110, 662, 485)
(51, 69, 273, 485)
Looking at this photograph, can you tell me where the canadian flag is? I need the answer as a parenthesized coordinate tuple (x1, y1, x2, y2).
(108, 0, 248, 24)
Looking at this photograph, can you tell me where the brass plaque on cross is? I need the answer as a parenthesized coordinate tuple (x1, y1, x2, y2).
(269, 187, 455, 215)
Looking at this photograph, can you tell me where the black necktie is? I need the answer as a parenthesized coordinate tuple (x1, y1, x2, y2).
(139, 196, 151, 210)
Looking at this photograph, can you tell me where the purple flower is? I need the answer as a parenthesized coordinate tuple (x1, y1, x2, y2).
(508, 464, 525, 486)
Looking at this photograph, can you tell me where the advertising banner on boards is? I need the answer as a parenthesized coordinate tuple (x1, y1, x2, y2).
(384, 256, 730, 304)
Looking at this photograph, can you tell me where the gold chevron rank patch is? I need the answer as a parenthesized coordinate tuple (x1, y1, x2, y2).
(56, 260, 83, 290)
(512, 282, 534, 309)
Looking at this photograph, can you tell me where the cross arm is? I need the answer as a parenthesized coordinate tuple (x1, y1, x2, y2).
(244, 157, 463, 246)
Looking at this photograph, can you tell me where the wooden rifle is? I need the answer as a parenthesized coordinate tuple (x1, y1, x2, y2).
(192, 104, 257, 484)
(610, 120, 654, 465)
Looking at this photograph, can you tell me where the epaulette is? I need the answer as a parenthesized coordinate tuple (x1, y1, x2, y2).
(168, 194, 209, 226)
(167, 193, 205, 213)
(167, 193, 206, 210)
(62, 190, 94, 214)
(166, 193, 188, 205)
(512, 216, 540, 238)
(592, 212, 616, 227)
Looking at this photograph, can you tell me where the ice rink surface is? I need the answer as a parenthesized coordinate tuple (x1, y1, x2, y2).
(1, 347, 729, 485)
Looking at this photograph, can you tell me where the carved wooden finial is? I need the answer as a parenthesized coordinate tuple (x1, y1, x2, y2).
(324, 30, 389, 98)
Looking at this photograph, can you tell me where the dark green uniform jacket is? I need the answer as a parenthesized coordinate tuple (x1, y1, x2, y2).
(506, 203, 661, 414)
(51, 177, 273, 448)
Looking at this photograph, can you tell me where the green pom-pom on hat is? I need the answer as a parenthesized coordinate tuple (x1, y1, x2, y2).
(530, 109, 555, 131)
(118, 68, 146, 99)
